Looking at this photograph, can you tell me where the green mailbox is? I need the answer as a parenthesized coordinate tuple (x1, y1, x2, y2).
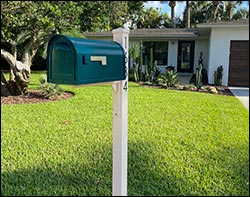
(47, 34, 126, 85)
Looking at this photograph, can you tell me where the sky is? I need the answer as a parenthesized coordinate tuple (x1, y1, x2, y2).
(144, 1, 249, 19)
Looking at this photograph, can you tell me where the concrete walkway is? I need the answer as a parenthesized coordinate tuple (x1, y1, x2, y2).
(178, 73, 193, 85)
(229, 87, 249, 110)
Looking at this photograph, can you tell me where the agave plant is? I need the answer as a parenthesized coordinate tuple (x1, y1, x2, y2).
(158, 70, 178, 88)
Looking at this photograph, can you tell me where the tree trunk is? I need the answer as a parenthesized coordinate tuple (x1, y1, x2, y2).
(1, 33, 50, 96)
(1, 49, 31, 96)
(212, 1, 220, 21)
(1, 71, 11, 96)
(186, 1, 190, 28)
(169, 1, 176, 28)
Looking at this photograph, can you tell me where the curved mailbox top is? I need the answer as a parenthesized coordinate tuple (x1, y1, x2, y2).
(47, 34, 126, 85)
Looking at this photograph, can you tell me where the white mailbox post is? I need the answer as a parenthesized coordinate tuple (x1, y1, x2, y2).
(112, 28, 130, 196)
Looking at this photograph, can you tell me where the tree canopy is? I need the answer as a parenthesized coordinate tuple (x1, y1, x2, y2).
(0, 1, 145, 96)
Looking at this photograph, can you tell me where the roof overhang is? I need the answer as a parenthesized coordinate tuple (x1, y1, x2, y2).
(84, 28, 199, 40)
(197, 20, 249, 28)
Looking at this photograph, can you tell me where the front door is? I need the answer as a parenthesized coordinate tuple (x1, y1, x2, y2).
(177, 41, 195, 73)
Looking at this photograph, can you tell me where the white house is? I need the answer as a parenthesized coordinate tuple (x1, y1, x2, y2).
(84, 20, 249, 87)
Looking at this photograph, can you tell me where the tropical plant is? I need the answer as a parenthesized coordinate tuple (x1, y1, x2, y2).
(158, 69, 178, 87)
(144, 48, 155, 82)
(188, 1, 247, 26)
(136, 7, 170, 29)
(185, 1, 191, 28)
(129, 45, 139, 82)
(138, 40, 143, 82)
(232, 8, 249, 20)
(169, 1, 176, 28)
(214, 65, 223, 86)
(195, 63, 203, 91)
(38, 74, 62, 98)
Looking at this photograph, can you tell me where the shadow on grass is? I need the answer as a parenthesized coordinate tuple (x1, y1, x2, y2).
(1, 141, 249, 196)
(1, 143, 113, 196)
(127, 140, 249, 196)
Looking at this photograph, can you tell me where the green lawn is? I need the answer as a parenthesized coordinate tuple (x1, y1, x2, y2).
(1, 71, 249, 196)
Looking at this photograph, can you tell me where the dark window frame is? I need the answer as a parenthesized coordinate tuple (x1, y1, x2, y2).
(142, 41, 168, 65)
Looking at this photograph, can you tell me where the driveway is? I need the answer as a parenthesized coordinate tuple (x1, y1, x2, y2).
(229, 87, 249, 110)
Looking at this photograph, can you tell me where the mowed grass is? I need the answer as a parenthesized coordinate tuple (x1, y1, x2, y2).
(1, 71, 249, 196)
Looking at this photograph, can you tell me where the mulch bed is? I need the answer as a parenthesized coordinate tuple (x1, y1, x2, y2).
(140, 83, 234, 96)
(1, 90, 74, 105)
(1, 84, 233, 105)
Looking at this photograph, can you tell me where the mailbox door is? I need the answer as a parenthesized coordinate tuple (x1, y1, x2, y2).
(51, 42, 75, 82)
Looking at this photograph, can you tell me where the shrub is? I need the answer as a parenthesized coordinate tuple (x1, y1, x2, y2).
(129, 45, 139, 82)
(214, 65, 223, 86)
(158, 70, 178, 88)
(38, 74, 62, 98)
(195, 63, 203, 91)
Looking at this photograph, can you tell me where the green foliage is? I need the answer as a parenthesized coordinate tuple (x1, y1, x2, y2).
(158, 70, 179, 88)
(145, 48, 159, 83)
(189, 1, 248, 27)
(129, 45, 139, 82)
(1, 72, 249, 196)
(136, 7, 171, 28)
(1, 1, 82, 43)
(38, 74, 62, 98)
(214, 65, 223, 86)
(138, 40, 143, 82)
(232, 8, 249, 20)
(61, 29, 86, 38)
(127, 1, 146, 28)
(79, 1, 146, 31)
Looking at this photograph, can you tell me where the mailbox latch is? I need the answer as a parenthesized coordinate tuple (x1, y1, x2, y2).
(90, 56, 107, 65)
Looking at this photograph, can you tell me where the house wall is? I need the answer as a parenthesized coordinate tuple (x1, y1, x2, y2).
(165, 39, 209, 74)
(86, 36, 210, 75)
(168, 40, 178, 71)
(130, 39, 209, 74)
(194, 40, 209, 72)
(208, 27, 249, 86)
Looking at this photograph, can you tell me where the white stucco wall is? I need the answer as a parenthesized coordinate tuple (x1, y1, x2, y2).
(208, 27, 249, 86)
(168, 39, 209, 74)
(167, 40, 178, 71)
(194, 40, 209, 72)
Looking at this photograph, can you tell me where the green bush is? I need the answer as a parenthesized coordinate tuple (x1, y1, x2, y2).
(214, 65, 223, 86)
(195, 63, 203, 91)
(129, 45, 139, 82)
(158, 70, 178, 87)
(38, 74, 62, 98)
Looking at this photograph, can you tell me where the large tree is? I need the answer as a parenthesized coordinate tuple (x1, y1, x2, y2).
(1, 1, 83, 96)
(79, 1, 145, 31)
(136, 7, 170, 28)
(169, 1, 176, 28)
(187, 1, 248, 27)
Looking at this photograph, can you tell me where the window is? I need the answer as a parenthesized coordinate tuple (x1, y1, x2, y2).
(142, 42, 168, 65)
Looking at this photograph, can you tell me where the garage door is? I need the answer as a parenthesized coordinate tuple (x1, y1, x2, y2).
(228, 41, 249, 87)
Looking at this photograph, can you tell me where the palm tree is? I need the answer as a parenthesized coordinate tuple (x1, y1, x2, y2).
(160, 1, 176, 28)
(186, 0, 190, 28)
(168, 1, 176, 28)
(232, 8, 249, 20)
(212, 1, 222, 21)
(161, 1, 193, 28)
(189, 1, 211, 25)
(169, 1, 176, 28)
(223, 1, 243, 20)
